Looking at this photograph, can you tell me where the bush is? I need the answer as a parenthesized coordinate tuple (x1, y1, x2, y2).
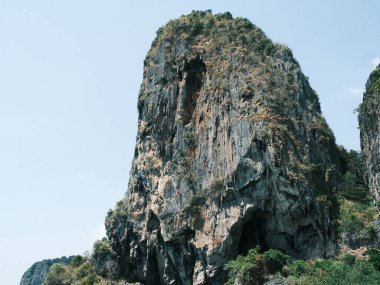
(364, 248, 380, 271)
(341, 171, 369, 202)
(225, 247, 291, 285)
(225, 249, 380, 285)
(340, 254, 356, 266)
(92, 238, 120, 279)
(210, 178, 225, 192)
(339, 198, 377, 243)
(43, 258, 101, 285)
(71, 255, 86, 268)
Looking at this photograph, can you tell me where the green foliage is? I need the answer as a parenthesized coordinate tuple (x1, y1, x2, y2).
(225, 247, 291, 285)
(92, 238, 120, 279)
(364, 248, 380, 271)
(105, 199, 128, 233)
(182, 178, 225, 217)
(43, 258, 100, 285)
(337, 146, 370, 202)
(182, 191, 207, 216)
(225, 249, 380, 285)
(151, 10, 282, 59)
(341, 171, 369, 201)
(42, 257, 126, 285)
(261, 249, 291, 273)
(93, 238, 114, 257)
(339, 198, 377, 240)
(284, 258, 380, 285)
(366, 66, 380, 95)
(340, 253, 356, 266)
(209, 178, 225, 193)
(336, 145, 378, 246)
(309, 162, 340, 221)
(71, 255, 86, 268)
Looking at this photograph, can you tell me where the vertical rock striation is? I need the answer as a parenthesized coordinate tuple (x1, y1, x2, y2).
(105, 11, 340, 285)
(359, 64, 380, 201)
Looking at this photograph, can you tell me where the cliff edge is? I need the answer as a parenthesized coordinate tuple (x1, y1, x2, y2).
(359, 64, 380, 201)
(105, 11, 340, 285)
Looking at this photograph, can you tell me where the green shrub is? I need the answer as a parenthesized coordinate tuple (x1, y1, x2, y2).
(210, 178, 224, 193)
(71, 255, 86, 268)
(340, 254, 356, 266)
(225, 249, 380, 285)
(339, 198, 377, 240)
(43, 258, 102, 285)
(364, 248, 380, 271)
(262, 249, 291, 273)
(92, 238, 120, 279)
(225, 247, 291, 285)
(182, 192, 206, 216)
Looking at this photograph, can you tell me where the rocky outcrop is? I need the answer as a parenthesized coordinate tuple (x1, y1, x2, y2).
(105, 11, 341, 285)
(359, 64, 380, 201)
(20, 256, 74, 285)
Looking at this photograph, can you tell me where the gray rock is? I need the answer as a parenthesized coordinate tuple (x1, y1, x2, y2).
(359, 64, 380, 201)
(105, 11, 340, 285)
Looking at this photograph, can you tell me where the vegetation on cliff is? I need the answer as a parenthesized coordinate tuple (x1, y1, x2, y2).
(225, 247, 380, 285)
(224, 146, 380, 285)
(22, 10, 380, 285)
(337, 147, 379, 248)
(20, 257, 74, 285)
(45, 10, 340, 284)
(42, 239, 121, 285)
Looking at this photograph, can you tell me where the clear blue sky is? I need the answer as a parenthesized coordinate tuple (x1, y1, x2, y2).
(0, 1, 379, 284)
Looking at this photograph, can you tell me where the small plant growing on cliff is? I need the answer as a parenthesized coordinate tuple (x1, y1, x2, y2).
(182, 192, 206, 216)
(105, 199, 128, 228)
(184, 131, 197, 149)
(210, 178, 225, 193)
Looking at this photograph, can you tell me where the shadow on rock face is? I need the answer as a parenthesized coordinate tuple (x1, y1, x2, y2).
(238, 209, 268, 255)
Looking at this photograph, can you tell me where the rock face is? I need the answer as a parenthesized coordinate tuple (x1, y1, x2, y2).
(359, 64, 380, 201)
(20, 256, 74, 285)
(105, 11, 340, 285)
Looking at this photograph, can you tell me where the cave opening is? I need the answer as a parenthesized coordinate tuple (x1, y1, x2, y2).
(181, 57, 206, 125)
(146, 253, 162, 285)
(238, 210, 268, 255)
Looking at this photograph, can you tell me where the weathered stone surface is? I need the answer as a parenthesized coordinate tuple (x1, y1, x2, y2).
(20, 256, 74, 285)
(359, 64, 380, 201)
(105, 11, 340, 285)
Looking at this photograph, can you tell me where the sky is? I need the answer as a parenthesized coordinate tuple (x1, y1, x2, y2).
(0, 1, 379, 284)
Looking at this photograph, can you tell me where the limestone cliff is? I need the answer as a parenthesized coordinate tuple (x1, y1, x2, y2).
(105, 11, 340, 285)
(359, 64, 380, 201)
(20, 256, 74, 285)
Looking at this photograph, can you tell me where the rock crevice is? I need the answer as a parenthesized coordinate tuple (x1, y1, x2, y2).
(105, 11, 340, 285)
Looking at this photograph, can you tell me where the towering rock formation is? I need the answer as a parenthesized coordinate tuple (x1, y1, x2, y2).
(359, 64, 380, 201)
(105, 11, 340, 285)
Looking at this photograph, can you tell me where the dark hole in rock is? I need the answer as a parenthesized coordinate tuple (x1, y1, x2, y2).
(241, 92, 254, 101)
(182, 57, 206, 125)
(238, 210, 268, 255)
(146, 253, 162, 285)
(147, 211, 160, 232)
(178, 70, 183, 81)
